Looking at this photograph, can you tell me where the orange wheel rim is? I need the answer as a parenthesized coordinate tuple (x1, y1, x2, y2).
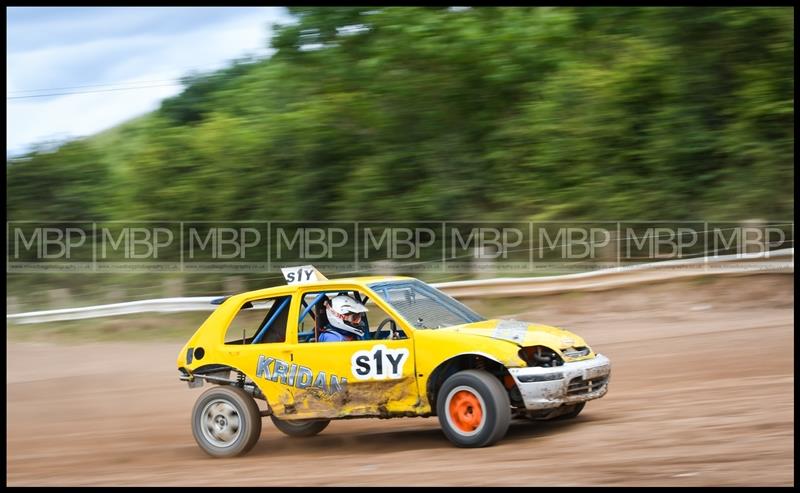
(448, 390, 483, 433)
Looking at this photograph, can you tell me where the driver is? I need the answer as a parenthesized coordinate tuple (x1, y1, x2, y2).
(319, 294, 368, 342)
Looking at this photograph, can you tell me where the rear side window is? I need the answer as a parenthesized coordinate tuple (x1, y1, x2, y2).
(224, 295, 291, 344)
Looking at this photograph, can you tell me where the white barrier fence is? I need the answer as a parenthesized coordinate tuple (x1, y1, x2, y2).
(7, 248, 793, 324)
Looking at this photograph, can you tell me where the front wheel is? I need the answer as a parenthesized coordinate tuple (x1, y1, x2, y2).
(436, 370, 511, 448)
(270, 416, 330, 437)
(191, 385, 262, 458)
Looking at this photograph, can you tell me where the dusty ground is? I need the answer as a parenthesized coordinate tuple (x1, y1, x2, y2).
(6, 273, 794, 486)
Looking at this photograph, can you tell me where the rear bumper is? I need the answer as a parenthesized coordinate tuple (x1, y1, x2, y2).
(507, 354, 611, 410)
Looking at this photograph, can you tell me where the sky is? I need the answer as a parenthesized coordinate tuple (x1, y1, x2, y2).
(6, 7, 291, 157)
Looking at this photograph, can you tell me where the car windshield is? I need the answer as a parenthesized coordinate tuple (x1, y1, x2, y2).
(368, 279, 485, 329)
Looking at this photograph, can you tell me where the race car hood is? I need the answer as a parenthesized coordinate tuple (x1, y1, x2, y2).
(436, 319, 589, 350)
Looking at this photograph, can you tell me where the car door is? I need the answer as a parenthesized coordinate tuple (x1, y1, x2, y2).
(279, 285, 419, 420)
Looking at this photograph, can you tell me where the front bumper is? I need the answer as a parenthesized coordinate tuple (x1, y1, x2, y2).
(508, 354, 611, 410)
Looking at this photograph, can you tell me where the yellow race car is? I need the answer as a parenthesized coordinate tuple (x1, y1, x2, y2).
(177, 266, 611, 457)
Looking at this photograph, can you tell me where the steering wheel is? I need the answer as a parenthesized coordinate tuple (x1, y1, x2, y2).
(375, 318, 398, 340)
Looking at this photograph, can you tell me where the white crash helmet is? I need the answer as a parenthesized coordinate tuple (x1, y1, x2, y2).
(325, 294, 368, 337)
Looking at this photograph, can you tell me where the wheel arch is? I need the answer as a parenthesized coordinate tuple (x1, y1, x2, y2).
(184, 363, 273, 412)
(426, 353, 515, 414)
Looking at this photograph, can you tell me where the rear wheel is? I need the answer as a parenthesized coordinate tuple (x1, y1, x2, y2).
(436, 370, 511, 448)
(270, 416, 330, 437)
(191, 386, 262, 458)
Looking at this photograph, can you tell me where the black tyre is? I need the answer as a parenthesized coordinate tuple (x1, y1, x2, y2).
(191, 385, 262, 458)
(552, 402, 585, 420)
(270, 416, 330, 437)
(436, 369, 511, 448)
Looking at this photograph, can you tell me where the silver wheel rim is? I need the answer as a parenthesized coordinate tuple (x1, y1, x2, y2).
(200, 398, 242, 448)
(444, 385, 487, 437)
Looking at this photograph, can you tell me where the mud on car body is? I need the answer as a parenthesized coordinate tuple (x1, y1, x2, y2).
(178, 266, 611, 457)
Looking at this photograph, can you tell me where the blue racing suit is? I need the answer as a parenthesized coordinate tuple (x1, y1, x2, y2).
(318, 323, 366, 342)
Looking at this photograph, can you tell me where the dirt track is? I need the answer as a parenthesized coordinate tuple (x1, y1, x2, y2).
(6, 274, 794, 486)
